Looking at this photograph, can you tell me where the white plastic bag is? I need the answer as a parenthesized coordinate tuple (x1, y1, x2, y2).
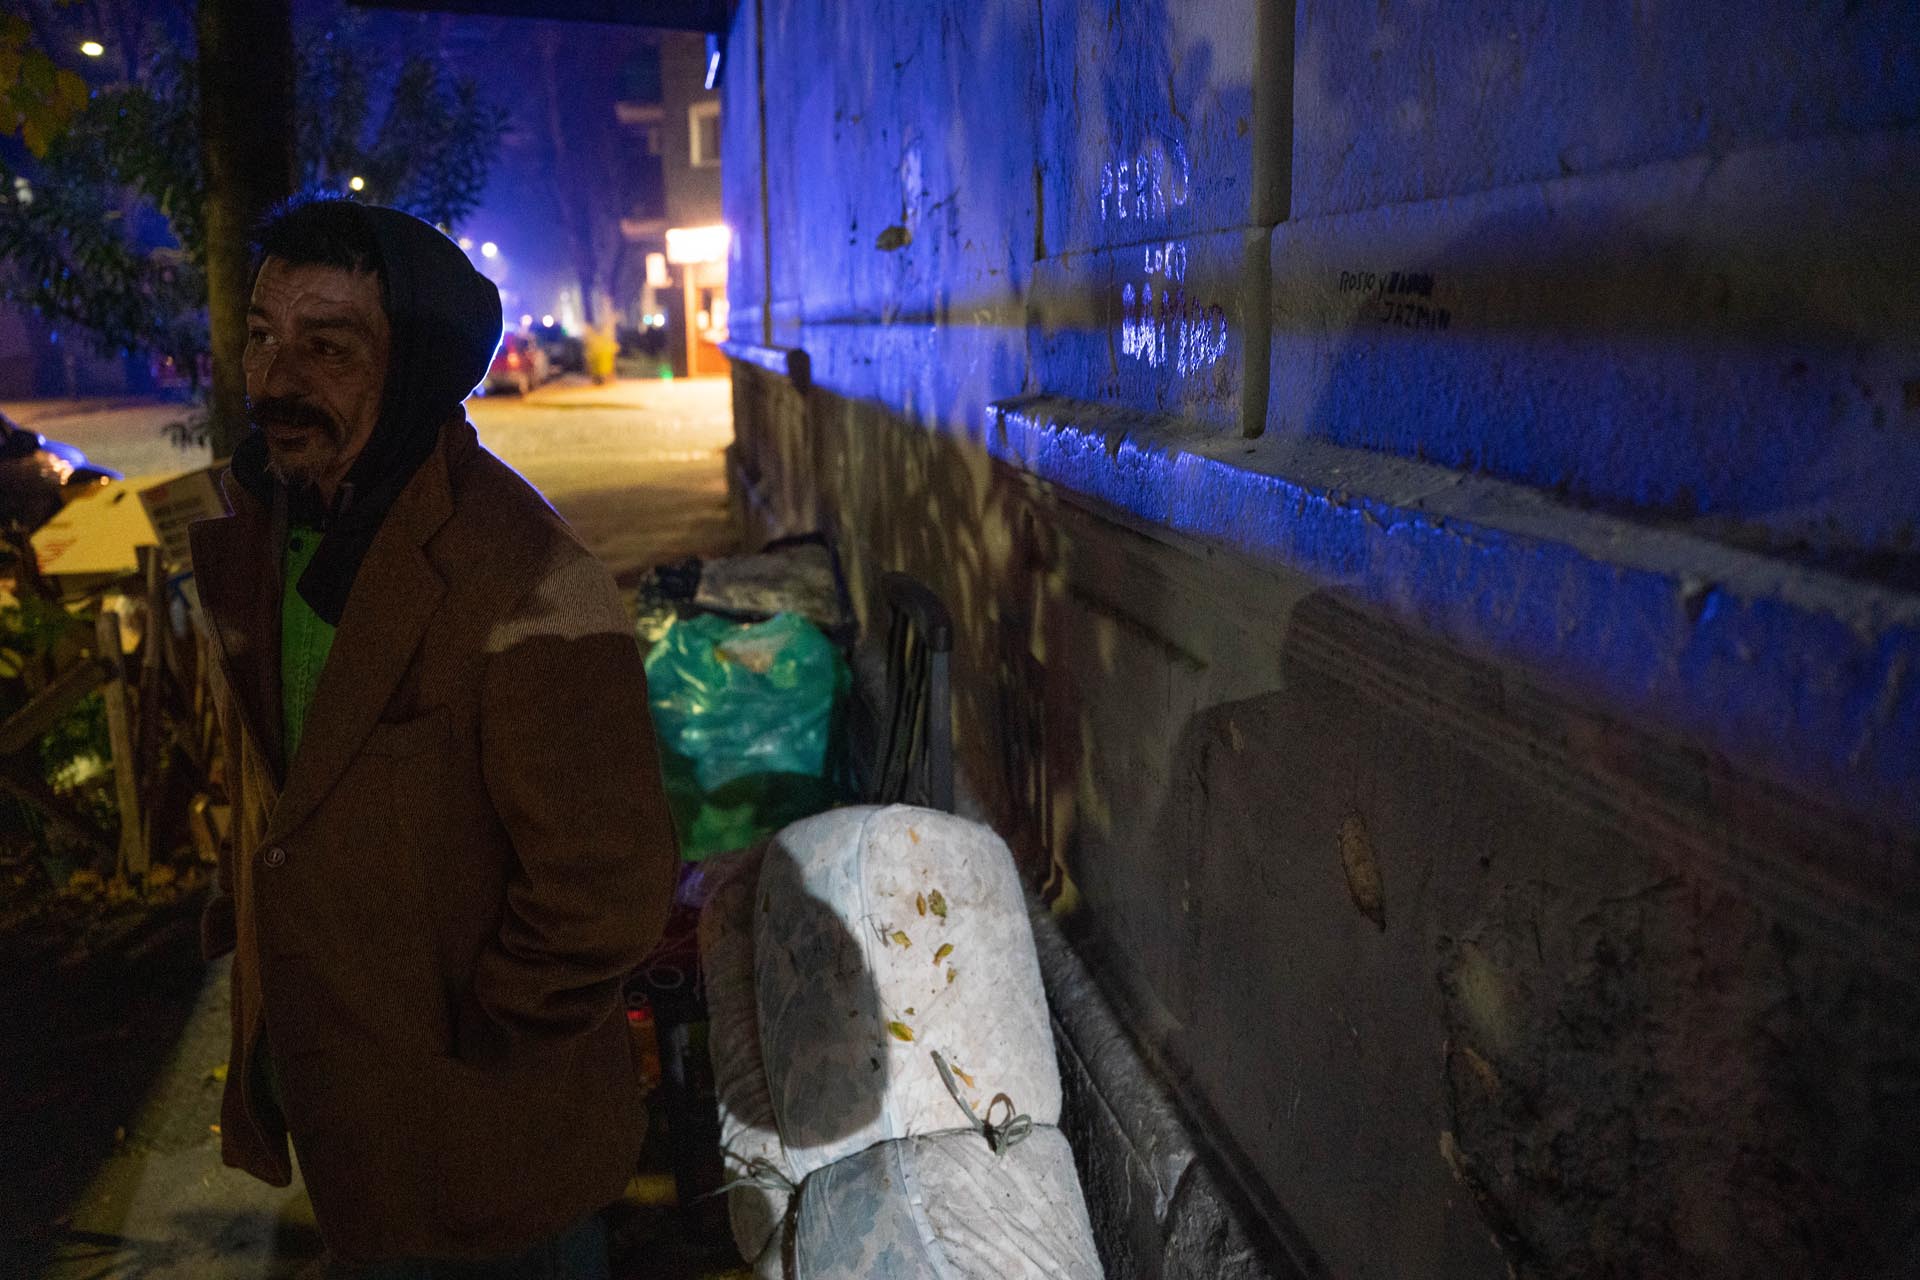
(755, 806, 1062, 1176)
(791, 1127, 1103, 1280)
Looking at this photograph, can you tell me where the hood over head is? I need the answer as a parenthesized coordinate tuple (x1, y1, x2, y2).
(233, 199, 503, 626)
(341, 203, 503, 495)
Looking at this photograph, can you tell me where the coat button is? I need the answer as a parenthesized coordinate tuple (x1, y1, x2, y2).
(263, 846, 287, 868)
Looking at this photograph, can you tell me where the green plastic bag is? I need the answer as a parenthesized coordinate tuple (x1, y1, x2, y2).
(644, 611, 850, 860)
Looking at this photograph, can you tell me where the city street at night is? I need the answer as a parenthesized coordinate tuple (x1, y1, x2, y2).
(4, 377, 737, 586)
(471, 377, 736, 584)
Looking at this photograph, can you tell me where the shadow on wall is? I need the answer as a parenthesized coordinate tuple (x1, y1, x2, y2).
(1270, 149, 1920, 582)
(737, 222, 1920, 1277)
(761, 380, 1077, 891)
(1130, 590, 1920, 1279)
(732, 4, 1920, 1271)
(731, 344, 1920, 1275)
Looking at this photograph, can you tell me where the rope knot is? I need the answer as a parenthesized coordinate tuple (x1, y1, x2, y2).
(932, 1049, 1033, 1155)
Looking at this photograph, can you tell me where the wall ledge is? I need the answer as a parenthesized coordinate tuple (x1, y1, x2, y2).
(990, 394, 1920, 839)
(718, 339, 811, 391)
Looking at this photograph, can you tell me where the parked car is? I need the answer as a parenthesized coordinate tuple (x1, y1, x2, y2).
(0, 410, 120, 535)
(484, 333, 551, 396)
(533, 324, 586, 374)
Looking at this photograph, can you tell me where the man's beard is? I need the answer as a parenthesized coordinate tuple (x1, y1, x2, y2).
(248, 395, 347, 491)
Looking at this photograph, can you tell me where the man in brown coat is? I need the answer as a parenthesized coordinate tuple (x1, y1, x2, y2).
(190, 196, 678, 1275)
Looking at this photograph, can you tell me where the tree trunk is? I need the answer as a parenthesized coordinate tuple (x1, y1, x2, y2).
(539, 28, 602, 329)
(197, 0, 294, 459)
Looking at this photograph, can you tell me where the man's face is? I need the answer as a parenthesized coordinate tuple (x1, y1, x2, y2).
(244, 258, 390, 499)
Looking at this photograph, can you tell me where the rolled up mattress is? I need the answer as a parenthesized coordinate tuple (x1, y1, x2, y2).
(755, 805, 1062, 1176)
(698, 842, 797, 1263)
(792, 1127, 1102, 1280)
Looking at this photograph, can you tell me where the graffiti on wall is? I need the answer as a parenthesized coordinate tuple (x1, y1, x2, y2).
(1104, 138, 1229, 380)
(1339, 269, 1453, 331)
(1122, 258, 1229, 376)
(1099, 138, 1191, 223)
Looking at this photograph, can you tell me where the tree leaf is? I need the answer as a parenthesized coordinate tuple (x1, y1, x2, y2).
(55, 68, 87, 114)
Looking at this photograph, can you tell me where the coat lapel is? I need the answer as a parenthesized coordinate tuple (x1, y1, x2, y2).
(264, 427, 457, 845)
(190, 476, 286, 783)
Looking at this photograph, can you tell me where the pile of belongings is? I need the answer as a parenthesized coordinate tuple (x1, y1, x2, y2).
(644, 611, 850, 860)
(632, 535, 854, 649)
(700, 805, 1103, 1278)
(693, 536, 854, 647)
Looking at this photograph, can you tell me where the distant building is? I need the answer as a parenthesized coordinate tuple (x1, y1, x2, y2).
(614, 32, 726, 377)
(0, 304, 159, 400)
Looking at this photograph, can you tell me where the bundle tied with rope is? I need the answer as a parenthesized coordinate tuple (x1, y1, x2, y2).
(701, 807, 1103, 1279)
(931, 1049, 1035, 1155)
(712, 1050, 1034, 1223)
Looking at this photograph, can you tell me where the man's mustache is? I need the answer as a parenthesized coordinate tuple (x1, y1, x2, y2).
(249, 396, 341, 439)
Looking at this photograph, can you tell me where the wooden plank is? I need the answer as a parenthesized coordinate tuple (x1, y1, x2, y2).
(135, 547, 169, 871)
(187, 793, 221, 866)
(95, 610, 144, 879)
(0, 755, 115, 861)
(0, 656, 109, 759)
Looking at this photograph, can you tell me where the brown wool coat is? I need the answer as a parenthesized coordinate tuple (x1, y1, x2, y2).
(190, 418, 677, 1263)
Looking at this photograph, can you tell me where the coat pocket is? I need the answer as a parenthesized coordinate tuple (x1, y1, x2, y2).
(276, 1044, 442, 1262)
(429, 1043, 579, 1237)
(429, 1018, 646, 1246)
(361, 706, 450, 758)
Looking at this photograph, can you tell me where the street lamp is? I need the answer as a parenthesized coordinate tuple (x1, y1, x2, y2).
(457, 236, 473, 250)
(348, 175, 366, 192)
(541, 313, 555, 328)
(520, 313, 534, 328)
(79, 41, 104, 57)
(480, 242, 499, 259)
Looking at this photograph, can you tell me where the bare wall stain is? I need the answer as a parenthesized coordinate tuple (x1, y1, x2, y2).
(1338, 811, 1387, 931)
(1438, 879, 1920, 1279)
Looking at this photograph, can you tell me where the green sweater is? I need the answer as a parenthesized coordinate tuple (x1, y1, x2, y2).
(280, 526, 335, 764)
(259, 525, 334, 1116)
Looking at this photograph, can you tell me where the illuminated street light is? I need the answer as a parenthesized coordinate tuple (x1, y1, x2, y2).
(480, 241, 499, 259)
(541, 314, 555, 328)
(79, 41, 104, 57)
(458, 236, 474, 250)
(665, 224, 731, 265)
(348, 175, 366, 192)
(520, 313, 534, 328)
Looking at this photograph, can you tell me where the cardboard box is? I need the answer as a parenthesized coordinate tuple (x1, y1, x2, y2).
(31, 479, 161, 596)
(30, 460, 227, 596)
(137, 462, 228, 571)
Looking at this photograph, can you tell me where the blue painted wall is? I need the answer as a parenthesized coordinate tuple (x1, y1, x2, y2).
(721, 3, 1920, 1275)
